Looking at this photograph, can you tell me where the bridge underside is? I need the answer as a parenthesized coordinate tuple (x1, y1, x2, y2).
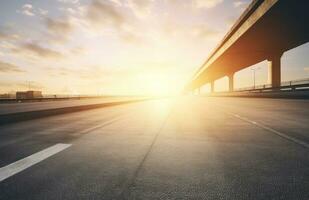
(188, 0, 309, 91)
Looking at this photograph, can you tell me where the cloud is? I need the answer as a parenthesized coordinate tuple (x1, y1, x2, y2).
(109, 0, 122, 6)
(225, 15, 237, 23)
(70, 46, 86, 55)
(48, 66, 102, 80)
(48, 65, 138, 81)
(38, 8, 49, 15)
(119, 31, 143, 44)
(80, 0, 146, 43)
(43, 14, 80, 44)
(17, 4, 49, 17)
(128, 0, 154, 18)
(86, 0, 125, 29)
(48, 67, 76, 76)
(42, 0, 143, 44)
(0, 31, 20, 41)
(233, 1, 248, 8)
(194, 0, 223, 9)
(0, 61, 25, 73)
(191, 26, 221, 40)
(233, 0, 249, 11)
(0, 41, 16, 50)
(45, 18, 74, 35)
(160, 20, 221, 42)
(11, 42, 64, 59)
(0, 32, 6, 39)
(20, 4, 35, 16)
(58, 0, 80, 4)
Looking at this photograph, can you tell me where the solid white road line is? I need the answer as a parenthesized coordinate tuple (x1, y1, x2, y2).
(231, 113, 309, 149)
(0, 143, 71, 182)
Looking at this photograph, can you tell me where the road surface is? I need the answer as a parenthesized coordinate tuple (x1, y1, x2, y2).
(0, 97, 308, 200)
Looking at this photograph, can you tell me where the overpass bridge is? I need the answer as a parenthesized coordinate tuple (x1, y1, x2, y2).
(185, 0, 309, 93)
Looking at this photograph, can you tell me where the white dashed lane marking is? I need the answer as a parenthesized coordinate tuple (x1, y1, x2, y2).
(0, 143, 71, 182)
(231, 113, 309, 149)
(72, 117, 121, 137)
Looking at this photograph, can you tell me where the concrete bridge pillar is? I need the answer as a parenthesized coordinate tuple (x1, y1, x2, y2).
(228, 73, 234, 92)
(268, 54, 282, 88)
(210, 81, 214, 93)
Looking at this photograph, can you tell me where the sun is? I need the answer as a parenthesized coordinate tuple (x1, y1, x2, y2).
(136, 72, 182, 96)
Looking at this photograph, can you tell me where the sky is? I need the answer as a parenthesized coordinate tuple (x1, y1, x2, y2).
(0, 0, 308, 95)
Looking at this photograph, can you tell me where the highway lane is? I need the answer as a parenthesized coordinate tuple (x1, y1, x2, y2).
(207, 97, 309, 144)
(0, 97, 308, 200)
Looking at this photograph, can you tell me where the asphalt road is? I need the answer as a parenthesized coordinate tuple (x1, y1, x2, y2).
(0, 97, 308, 200)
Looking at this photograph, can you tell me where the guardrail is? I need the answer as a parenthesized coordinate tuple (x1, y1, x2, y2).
(234, 78, 309, 93)
(0, 98, 150, 125)
(208, 78, 309, 99)
(0, 96, 116, 103)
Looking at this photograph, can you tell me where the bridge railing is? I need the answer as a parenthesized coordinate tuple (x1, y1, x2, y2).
(234, 78, 309, 93)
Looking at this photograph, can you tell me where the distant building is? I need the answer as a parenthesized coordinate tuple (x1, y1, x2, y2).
(0, 93, 11, 99)
(16, 91, 43, 99)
